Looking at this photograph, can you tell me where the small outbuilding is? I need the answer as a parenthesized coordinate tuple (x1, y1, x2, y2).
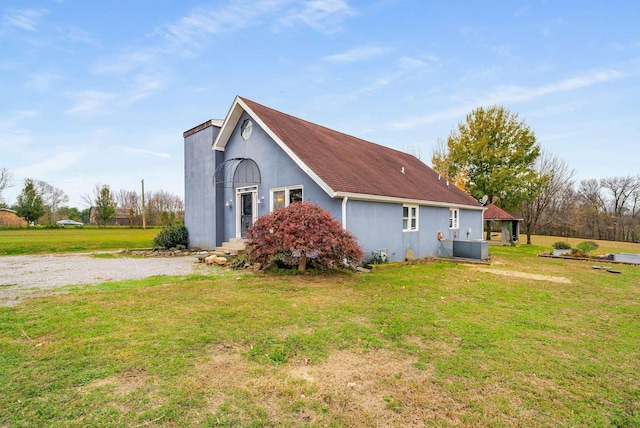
(483, 203, 522, 244)
(0, 208, 28, 227)
(88, 207, 132, 226)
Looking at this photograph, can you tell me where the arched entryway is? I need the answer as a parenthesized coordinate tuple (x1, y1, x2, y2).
(213, 158, 261, 238)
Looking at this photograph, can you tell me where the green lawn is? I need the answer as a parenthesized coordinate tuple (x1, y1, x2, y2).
(0, 227, 159, 255)
(1, 242, 638, 426)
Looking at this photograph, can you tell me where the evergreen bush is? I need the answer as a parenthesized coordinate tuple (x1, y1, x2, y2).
(153, 224, 188, 249)
(576, 241, 599, 253)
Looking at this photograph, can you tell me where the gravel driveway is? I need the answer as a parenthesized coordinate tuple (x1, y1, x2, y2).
(0, 253, 203, 306)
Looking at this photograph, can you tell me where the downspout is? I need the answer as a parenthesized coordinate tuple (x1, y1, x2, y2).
(341, 196, 348, 230)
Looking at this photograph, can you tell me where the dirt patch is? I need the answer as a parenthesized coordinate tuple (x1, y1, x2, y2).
(75, 366, 164, 419)
(472, 267, 571, 284)
(191, 346, 471, 426)
(78, 366, 157, 397)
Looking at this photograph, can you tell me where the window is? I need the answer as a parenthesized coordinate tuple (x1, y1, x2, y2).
(403, 205, 418, 231)
(240, 119, 253, 140)
(271, 186, 303, 211)
(449, 208, 459, 229)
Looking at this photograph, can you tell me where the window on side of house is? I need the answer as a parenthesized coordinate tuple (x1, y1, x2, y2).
(271, 186, 303, 211)
(449, 208, 459, 229)
(403, 205, 418, 231)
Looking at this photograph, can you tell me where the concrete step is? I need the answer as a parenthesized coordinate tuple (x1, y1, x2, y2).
(215, 238, 248, 256)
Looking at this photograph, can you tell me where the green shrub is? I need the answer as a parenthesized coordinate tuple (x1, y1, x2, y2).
(153, 224, 189, 249)
(552, 241, 571, 250)
(576, 241, 599, 253)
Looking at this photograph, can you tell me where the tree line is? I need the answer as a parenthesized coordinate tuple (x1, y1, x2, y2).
(534, 175, 640, 243)
(0, 170, 183, 227)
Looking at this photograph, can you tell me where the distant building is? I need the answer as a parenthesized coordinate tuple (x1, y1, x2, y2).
(89, 207, 132, 226)
(0, 208, 28, 227)
(483, 203, 523, 243)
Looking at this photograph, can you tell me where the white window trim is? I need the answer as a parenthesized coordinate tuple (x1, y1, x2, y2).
(402, 204, 419, 232)
(270, 186, 303, 211)
(449, 208, 459, 229)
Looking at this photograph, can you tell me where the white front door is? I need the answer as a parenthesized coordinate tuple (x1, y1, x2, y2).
(236, 186, 257, 238)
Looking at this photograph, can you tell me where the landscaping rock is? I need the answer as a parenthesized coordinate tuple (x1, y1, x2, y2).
(205, 255, 228, 266)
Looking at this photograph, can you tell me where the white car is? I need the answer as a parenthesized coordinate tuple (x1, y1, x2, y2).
(56, 219, 84, 227)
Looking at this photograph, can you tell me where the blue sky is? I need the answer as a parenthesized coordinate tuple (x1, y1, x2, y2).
(1, 0, 639, 207)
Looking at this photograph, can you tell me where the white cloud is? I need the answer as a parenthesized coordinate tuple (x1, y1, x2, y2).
(0, 110, 39, 151)
(122, 147, 171, 159)
(124, 73, 168, 104)
(0, 109, 39, 123)
(324, 45, 392, 62)
(2, 8, 47, 32)
(159, 1, 289, 55)
(26, 72, 62, 91)
(94, 51, 158, 75)
(65, 90, 117, 117)
(87, 0, 356, 109)
(62, 26, 99, 46)
(485, 69, 623, 105)
(352, 55, 431, 96)
(392, 68, 625, 130)
(157, 0, 354, 53)
(14, 151, 85, 177)
(279, 0, 355, 31)
(512, 6, 530, 18)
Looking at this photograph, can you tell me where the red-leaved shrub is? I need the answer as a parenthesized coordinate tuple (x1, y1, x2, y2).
(246, 202, 364, 272)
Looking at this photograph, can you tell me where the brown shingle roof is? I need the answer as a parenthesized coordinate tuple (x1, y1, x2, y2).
(220, 96, 481, 209)
(483, 203, 523, 221)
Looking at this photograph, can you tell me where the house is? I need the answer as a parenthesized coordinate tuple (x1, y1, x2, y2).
(89, 207, 132, 226)
(483, 203, 522, 243)
(0, 208, 28, 227)
(184, 96, 486, 261)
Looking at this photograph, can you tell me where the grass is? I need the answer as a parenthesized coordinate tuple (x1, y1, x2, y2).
(0, 238, 638, 426)
(518, 234, 640, 255)
(0, 227, 159, 255)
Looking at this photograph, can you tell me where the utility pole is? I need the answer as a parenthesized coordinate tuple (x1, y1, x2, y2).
(141, 179, 146, 229)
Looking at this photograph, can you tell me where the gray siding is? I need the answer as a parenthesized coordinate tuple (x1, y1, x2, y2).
(184, 125, 221, 249)
(345, 200, 484, 261)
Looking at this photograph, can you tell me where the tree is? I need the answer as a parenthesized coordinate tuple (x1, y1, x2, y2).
(519, 150, 575, 244)
(0, 167, 14, 207)
(116, 189, 141, 227)
(146, 190, 184, 226)
(247, 202, 364, 272)
(79, 208, 91, 224)
(15, 179, 45, 225)
(57, 206, 82, 222)
(434, 106, 542, 213)
(34, 179, 69, 225)
(576, 179, 607, 240)
(600, 176, 640, 241)
(431, 138, 468, 191)
(84, 184, 116, 227)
